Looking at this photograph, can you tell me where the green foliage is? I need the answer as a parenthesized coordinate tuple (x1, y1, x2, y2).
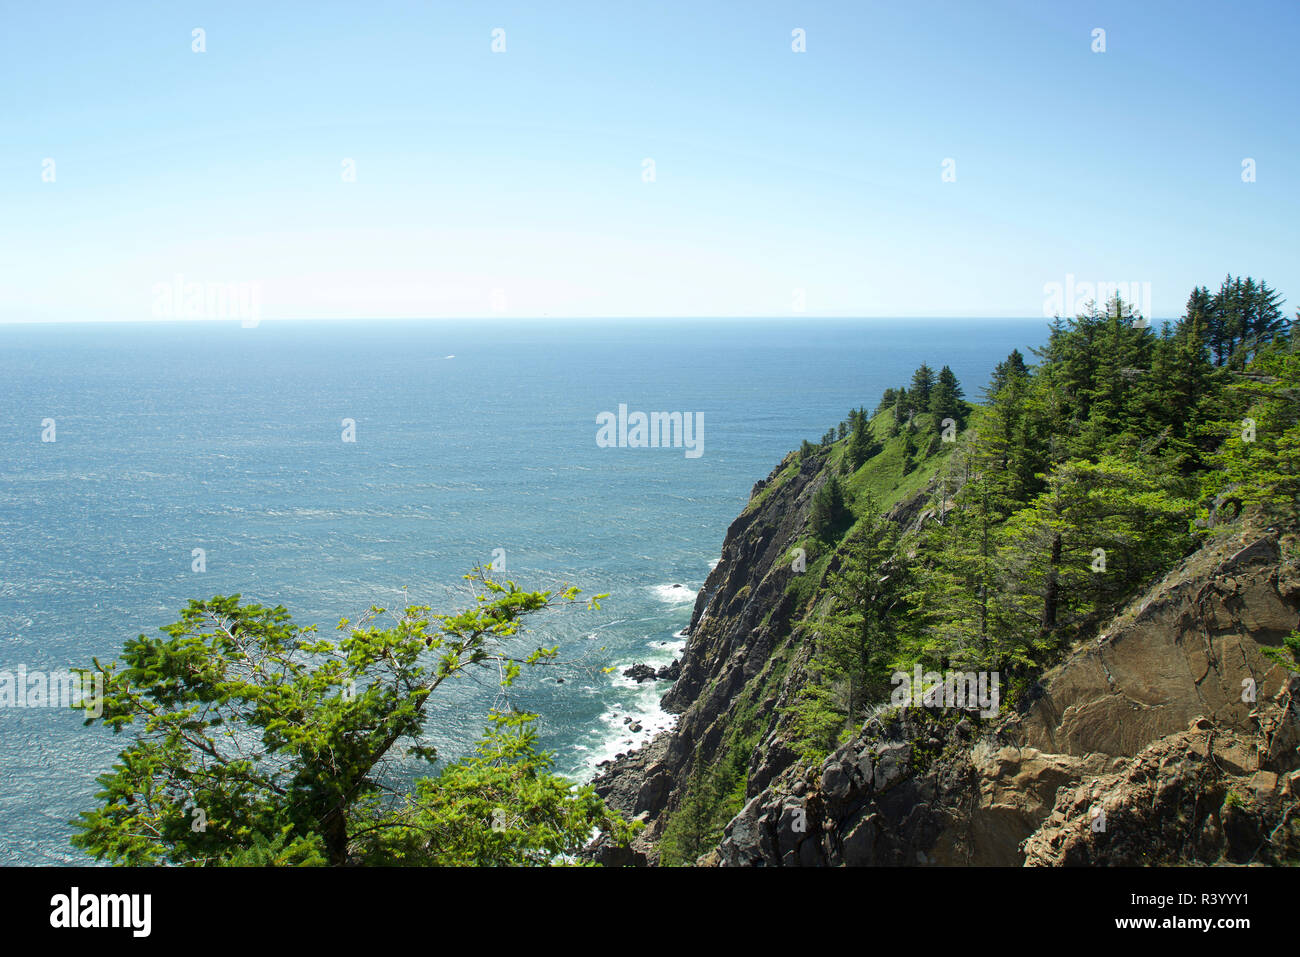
(69, 570, 634, 866)
(989, 456, 1197, 666)
(845, 418, 877, 471)
(817, 492, 906, 718)
(791, 277, 1290, 725)
(658, 746, 747, 866)
(1202, 348, 1300, 524)
(929, 365, 965, 426)
(809, 475, 851, 543)
(891, 387, 910, 434)
(909, 363, 936, 411)
(840, 408, 957, 510)
(1261, 629, 1300, 672)
(985, 348, 1028, 399)
(652, 273, 1291, 866)
(1198, 275, 1288, 368)
(355, 709, 639, 865)
(220, 828, 328, 867)
(780, 681, 845, 766)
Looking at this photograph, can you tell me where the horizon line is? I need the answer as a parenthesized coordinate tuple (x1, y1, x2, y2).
(0, 314, 1141, 326)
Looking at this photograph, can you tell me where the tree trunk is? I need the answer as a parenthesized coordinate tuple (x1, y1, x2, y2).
(1041, 531, 1061, 639)
(323, 806, 349, 866)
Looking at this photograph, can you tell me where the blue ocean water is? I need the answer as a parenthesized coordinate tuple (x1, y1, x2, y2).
(0, 318, 1048, 865)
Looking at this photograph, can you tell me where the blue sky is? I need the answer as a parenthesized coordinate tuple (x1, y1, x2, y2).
(2, 0, 1297, 321)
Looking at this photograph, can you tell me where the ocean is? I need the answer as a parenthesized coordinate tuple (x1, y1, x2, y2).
(0, 317, 1049, 864)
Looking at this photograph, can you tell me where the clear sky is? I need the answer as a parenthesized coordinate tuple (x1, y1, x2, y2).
(2, 0, 1297, 322)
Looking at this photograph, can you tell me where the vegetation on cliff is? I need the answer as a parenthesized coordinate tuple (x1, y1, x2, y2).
(656, 274, 1299, 864)
(796, 277, 1296, 750)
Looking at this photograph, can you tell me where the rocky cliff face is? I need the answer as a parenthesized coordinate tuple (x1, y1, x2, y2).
(593, 445, 1300, 866)
(592, 447, 835, 854)
(715, 527, 1300, 866)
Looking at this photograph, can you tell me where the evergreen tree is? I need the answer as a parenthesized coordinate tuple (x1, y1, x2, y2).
(810, 475, 850, 542)
(846, 419, 875, 471)
(998, 456, 1197, 661)
(986, 348, 1029, 400)
(891, 387, 911, 433)
(1203, 347, 1300, 523)
(909, 363, 936, 412)
(1207, 274, 1287, 367)
(818, 493, 905, 718)
(902, 420, 925, 475)
(929, 365, 965, 426)
(907, 444, 1006, 672)
(663, 753, 718, 865)
(1074, 293, 1153, 455)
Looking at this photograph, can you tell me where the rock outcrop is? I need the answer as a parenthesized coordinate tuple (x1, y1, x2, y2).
(592, 448, 837, 857)
(714, 528, 1300, 866)
(592, 435, 1300, 866)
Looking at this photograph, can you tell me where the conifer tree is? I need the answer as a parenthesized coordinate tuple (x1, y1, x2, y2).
(810, 475, 850, 542)
(846, 420, 874, 471)
(909, 363, 936, 412)
(819, 493, 905, 717)
(891, 386, 911, 433)
(929, 365, 965, 426)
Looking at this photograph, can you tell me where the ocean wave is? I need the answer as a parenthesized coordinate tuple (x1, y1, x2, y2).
(574, 691, 678, 781)
(649, 583, 696, 604)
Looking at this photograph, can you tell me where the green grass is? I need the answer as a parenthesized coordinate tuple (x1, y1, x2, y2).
(840, 408, 962, 512)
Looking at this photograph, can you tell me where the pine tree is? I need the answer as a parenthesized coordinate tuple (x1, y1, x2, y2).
(998, 457, 1196, 660)
(929, 365, 965, 426)
(846, 419, 875, 471)
(1075, 293, 1153, 455)
(909, 363, 936, 412)
(985, 348, 1030, 400)
(899, 423, 916, 474)
(891, 387, 910, 434)
(810, 475, 849, 542)
(819, 493, 905, 718)
(665, 753, 720, 865)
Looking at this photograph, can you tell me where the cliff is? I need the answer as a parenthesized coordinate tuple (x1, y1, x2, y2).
(592, 415, 1300, 866)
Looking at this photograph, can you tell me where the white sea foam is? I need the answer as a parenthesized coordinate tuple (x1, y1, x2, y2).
(649, 583, 696, 604)
(566, 631, 685, 782)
